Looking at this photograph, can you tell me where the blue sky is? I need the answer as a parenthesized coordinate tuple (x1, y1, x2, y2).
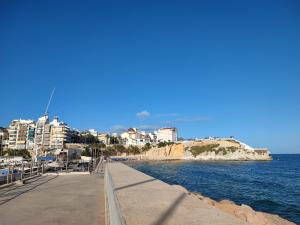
(0, 0, 300, 153)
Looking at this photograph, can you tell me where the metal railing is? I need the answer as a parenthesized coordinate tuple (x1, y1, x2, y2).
(0, 157, 105, 187)
(0, 162, 45, 187)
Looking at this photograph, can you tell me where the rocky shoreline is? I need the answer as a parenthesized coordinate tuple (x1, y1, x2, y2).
(173, 185, 295, 225)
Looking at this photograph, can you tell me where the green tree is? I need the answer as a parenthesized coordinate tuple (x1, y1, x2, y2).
(114, 145, 126, 153)
(3, 149, 31, 159)
(109, 136, 119, 144)
(80, 134, 99, 144)
(158, 142, 167, 148)
(127, 145, 140, 155)
(81, 147, 91, 156)
(158, 141, 174, 148)
(142, 143, 151, 152)
(105, 146, 117, 156)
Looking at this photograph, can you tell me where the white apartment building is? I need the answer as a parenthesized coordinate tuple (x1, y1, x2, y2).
(0, 127, 9, 150)
(50, 117, 70, 150)
(148, 132, 157, 143)
(97, 133, 109, 145)
(157, 127, 178, 142)
(8, 119, 35, 149)
(121, 128, 140, 146)
(34, 115, 51, 150)
(88, 129, 98, 137)
(121, 128, 155, 146)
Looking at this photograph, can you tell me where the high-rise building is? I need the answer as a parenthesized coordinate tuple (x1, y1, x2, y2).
(8, 119, 35, 149)
(49, 117, 71, 150)
(0, 127, 9, 150)
(34, 115, 50, 151)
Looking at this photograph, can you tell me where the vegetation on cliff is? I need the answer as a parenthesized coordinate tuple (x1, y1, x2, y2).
(189, 145, 240, 157)
(158, 141, 174, 148)
(104, 143, 152, 156)
(190, 144, 220, 157)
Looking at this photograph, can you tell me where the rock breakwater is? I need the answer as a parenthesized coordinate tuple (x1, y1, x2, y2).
(174, 185, 295, 225)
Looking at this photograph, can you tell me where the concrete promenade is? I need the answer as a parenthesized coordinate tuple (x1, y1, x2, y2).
(0, 174, 105, 225)
(106, 163, 248, 225)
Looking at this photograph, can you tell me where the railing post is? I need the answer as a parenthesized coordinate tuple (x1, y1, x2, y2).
(37, 162, 39, 175)
(21, 161, 24, 181)
(30, 161, 33, 176)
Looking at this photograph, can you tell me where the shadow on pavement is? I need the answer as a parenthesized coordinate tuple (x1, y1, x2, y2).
(115, 178, 156, 191)
(0, 175, 58, 205)
(150, 193, 186, 225)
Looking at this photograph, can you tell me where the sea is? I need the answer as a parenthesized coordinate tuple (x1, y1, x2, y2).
(128, 154, 300, 224)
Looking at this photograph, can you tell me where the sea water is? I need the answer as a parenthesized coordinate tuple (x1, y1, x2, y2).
(129, 154, 300, 224)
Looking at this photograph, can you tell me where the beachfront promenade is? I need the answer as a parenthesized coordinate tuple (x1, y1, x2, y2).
(0, 174, 105, 225)
(0, 163, 250, 225)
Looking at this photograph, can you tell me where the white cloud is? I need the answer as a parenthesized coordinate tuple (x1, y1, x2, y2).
(136, 110, 151, 119)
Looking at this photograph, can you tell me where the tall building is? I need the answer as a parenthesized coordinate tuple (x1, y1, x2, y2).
(34, 115, 51, 151)
(157, 127, 178, 142)
(49, 117, 71, 150)
(0, 127, 9, 150)
(8, 119, 35, 149)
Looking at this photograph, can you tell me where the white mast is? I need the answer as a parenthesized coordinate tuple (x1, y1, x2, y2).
(35, 88, 55, 162)
(44, 88, 55, 116)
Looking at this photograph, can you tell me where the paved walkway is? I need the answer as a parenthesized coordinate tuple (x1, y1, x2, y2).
(107, 163, 247, 225)
(0, 174, 105, 225)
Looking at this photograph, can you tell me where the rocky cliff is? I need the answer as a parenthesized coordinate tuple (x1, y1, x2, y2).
(135, 139, 272, 161)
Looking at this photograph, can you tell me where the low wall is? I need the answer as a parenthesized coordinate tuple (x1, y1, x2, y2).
(105, 166, 126, 225)
(104, 163, 247, 225)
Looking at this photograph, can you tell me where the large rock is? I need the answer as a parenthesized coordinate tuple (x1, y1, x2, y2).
(213, 200, 295, 225)
(190, 194, 295, 225)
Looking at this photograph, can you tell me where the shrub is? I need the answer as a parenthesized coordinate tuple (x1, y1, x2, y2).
(127, 145, 140, 155)
(142, 143, 151, 152)
(114, 145, 126, 153)
(190, 144, 220, 157)
(105, 146, 117, 156)
(158, 142, 167, 148)
(227, 146, 238, 152)
(3, 149, 31, 159)
(158, 141, 174, 148)
(81, 147, 91, 156)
